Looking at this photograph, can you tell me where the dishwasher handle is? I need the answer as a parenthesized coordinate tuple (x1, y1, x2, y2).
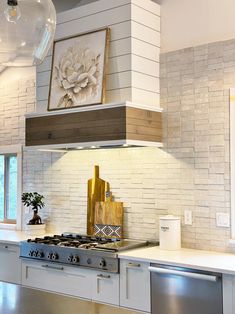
(148, 266, 218, 282)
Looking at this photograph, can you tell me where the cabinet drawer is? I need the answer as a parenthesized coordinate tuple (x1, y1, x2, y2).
(92, 271, 119, 306)
(120, 259, 150, 312)
(22, 260, 92, 299)
(0, 244, 21, 284)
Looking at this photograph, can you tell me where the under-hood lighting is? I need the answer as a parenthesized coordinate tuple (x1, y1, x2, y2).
(36, 140, 163, 153)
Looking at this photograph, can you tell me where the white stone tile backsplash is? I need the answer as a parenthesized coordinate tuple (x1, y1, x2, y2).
(1, 38, 235, 252)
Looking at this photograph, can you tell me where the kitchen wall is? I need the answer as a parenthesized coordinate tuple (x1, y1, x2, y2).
(0, 31, 235, 252)
(160, 39, 232, 252)
(160, 0, 235, 52)
(0, 68, 35, 146)
(23, 37, 234, 252)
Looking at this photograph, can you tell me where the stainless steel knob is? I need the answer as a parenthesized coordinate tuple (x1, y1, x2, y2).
(72, 255, 80, 263)
(47, 252, 52, 260)
(38, 251, 44, 258)
(67, 255, 73, 262)
(51, 253, 59, 260)
(99, 258, 106, 268)
(33, 250, 38, 257)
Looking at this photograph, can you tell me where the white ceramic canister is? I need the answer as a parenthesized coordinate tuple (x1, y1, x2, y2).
(159, 215, 181, 250)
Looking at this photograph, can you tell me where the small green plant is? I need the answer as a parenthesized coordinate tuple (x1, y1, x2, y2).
(22, 192, 45, 225)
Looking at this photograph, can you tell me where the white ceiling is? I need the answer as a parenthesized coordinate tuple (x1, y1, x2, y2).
(52, 0, 161, 13)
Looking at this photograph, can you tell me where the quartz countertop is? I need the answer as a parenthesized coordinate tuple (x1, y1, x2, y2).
(0, 230, 50, 244)
(0, 282, 139, 314)
(118, 246, 235, 275)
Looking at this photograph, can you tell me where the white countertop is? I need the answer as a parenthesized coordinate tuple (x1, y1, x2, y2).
(2, 231, 235, 275)
(119, 246, 235, 275)
(0, 230, 50, 245)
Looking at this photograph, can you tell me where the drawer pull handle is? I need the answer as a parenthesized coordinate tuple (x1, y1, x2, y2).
(97, 274, 111, 294)
(4, 246, 8, 249)
(125, 263, 141, 299)
(42, 264, 64, 271)
(97, 274, 111, 279)
(148, 267, 218, 282)
(127, 263, 141, 268)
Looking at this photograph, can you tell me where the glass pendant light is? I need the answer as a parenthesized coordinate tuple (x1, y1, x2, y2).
(0, 0, 56, 67)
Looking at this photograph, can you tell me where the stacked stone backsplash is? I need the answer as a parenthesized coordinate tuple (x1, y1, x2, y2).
(0, 74, 35, 145)
(1, 38, 235, 252)
(160, 39, 233, 252)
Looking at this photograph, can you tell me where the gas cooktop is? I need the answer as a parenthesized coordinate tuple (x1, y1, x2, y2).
(20, 233, 147, 273)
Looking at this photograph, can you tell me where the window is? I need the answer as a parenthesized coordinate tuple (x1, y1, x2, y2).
(0, 145, 22, 228)
(0, 154, 17, 223)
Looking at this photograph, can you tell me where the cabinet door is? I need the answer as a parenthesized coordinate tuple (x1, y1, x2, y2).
(22, 260, 92, 299)
(0, 243, 21, 284)
(92, 271, 119, 305)
(223, 274, 235, 314)
(120, 259, 150, 312)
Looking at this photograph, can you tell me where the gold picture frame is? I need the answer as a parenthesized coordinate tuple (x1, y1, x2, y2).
(48, 27, 110, 111)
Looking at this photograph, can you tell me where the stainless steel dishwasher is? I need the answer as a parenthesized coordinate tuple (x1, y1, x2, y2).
(149, 264, 223, 314)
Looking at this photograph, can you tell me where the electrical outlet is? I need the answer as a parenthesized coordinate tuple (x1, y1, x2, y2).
(216, 213, 230, 228)
(184, 210, 193, 225)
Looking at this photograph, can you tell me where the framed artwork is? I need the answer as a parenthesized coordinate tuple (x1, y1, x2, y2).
(48, 28, 110, 111)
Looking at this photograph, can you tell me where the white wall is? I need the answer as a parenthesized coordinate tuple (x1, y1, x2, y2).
(161, 0, 235, 52)
(52, 0, 81, 13)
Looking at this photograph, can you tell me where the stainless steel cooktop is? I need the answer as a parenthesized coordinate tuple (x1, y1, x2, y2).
(20, 233, 147, 273)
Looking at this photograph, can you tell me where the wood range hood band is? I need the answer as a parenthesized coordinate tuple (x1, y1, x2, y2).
(25, 103, 163, 149)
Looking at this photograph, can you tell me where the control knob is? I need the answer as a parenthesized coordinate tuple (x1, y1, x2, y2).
(99, 258, 106, 268)
(38, 251, 44, 258)
(51, 253, 59, 260)
(29, 250, 34, 257)
(67, 255, 73, 263)
(72, 255, 80, 263)
(47, 252, 53, 260)
(32, 250, 38, 257)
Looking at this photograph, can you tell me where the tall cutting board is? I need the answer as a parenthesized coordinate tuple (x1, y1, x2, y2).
(87, 165, 107, 235)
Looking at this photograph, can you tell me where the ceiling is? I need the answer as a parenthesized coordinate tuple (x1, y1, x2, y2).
(52, 0, 161, 13)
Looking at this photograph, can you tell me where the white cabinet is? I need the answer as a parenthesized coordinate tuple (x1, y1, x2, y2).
(223, 274, 235, 314)
(22, 260, 93, 299)
(0, 243, 21, 284)
(120, 259, 151, 313)
(21, 260, 120, 305)
(92, 271, 119, 306)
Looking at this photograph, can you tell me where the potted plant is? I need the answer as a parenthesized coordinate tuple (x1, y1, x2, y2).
(22, 192, 46, 235)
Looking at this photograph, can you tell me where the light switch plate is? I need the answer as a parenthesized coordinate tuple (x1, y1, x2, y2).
(216, 213, 230, 228)
(184, 210, 193, 225)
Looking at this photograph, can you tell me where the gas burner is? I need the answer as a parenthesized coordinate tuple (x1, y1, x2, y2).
(79, 242, 99, 249)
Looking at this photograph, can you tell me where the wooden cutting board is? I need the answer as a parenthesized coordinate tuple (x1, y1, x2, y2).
(87, 165, 107, 235)
(94, 200, 124, 238)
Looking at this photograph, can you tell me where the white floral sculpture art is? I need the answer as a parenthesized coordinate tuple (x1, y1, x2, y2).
(55, 44, 101, 108)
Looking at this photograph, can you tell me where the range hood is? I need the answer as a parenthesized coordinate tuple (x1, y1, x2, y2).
(25, 102, 163, 151)
(27, 0, 162, 151)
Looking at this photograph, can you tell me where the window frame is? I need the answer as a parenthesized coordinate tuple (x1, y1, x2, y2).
(230, 89, 235, 238)
(0, 145, 22, 230)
